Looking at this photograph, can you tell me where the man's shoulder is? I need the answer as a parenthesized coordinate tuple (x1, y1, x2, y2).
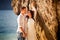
(17, 14, 23, 21)
(18, 14, 22, 18)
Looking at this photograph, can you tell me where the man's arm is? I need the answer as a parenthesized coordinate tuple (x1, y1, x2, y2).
(20, 27, 27, 37)
(18, 16, 26, 37)
(19, 27, 25, 34)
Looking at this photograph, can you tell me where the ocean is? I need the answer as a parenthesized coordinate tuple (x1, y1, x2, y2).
(0, 10, 18, 40)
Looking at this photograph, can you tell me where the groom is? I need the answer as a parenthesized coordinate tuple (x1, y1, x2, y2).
(17, 7, 28, 40)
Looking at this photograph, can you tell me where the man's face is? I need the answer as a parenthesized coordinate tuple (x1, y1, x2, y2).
(23, 8, 26, 14)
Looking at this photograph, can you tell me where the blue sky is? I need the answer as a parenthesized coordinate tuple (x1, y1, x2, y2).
(0, 0, 12, 10)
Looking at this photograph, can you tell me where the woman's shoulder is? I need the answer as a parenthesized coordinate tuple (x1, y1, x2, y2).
(32, 19, 34, 22)
(29, 18, 34, 23)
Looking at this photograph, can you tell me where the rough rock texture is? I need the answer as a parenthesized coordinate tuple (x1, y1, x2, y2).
(11, 0, 60, 40)
(57, 0, 60, 40)
(35, 0, 58, 40)
(57, 0, 60, 26)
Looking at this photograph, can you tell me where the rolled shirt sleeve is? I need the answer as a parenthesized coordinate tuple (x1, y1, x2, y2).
(17, 15, 24, 32)
(17, 15, 23, 27)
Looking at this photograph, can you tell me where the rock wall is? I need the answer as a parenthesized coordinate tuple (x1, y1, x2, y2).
(57, 0, 60, 26)
(57, 0, 60, 40)
(11, 0, 59, 40)
(35, 0, 58, 40)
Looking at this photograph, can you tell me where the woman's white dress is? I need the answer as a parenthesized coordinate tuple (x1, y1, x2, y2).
(27, 18, 37, 40)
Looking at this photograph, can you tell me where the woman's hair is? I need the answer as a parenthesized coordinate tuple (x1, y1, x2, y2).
(29, 10, 34, 19)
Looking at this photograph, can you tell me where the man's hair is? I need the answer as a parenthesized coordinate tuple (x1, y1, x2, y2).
(20, 7, 26, 13)
(21, 7, 26, 10)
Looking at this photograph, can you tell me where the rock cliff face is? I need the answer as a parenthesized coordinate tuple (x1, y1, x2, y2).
(35, 0, 58, 40)
(57, 0, 60, 40)
(11, 0, 60, 40)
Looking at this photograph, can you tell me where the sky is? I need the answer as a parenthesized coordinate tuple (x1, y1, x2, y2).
(0, 0, 12, 10)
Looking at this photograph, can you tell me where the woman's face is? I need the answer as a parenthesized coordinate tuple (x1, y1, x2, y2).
(28, 11, 31, 18)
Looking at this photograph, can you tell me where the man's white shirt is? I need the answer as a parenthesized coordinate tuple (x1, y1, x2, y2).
(17, 13, 27, 33)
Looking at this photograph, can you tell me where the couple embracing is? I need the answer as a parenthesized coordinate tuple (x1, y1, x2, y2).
(17, 7, 37, 40)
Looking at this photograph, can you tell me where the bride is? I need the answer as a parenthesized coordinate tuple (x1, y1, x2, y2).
(27, 10, 37, 40)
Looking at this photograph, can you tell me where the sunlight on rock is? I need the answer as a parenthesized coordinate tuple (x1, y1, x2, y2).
(11, 0, 60, 40)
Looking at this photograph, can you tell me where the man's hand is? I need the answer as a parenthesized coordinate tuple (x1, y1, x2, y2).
(20, 27, 27, 37)
(23, 32, 27, 37)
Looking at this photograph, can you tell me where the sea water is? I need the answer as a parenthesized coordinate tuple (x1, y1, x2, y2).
(0, 10, 17, 40)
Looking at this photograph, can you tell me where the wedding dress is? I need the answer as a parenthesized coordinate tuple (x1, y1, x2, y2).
(27, 18, 37, 40)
